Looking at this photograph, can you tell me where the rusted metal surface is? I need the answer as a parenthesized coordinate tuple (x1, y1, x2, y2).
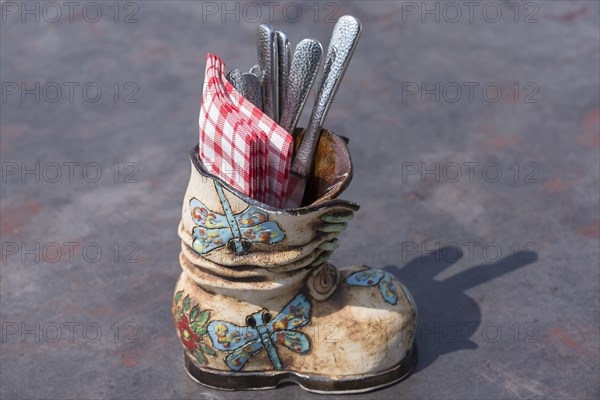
(1, 1, 599, 399)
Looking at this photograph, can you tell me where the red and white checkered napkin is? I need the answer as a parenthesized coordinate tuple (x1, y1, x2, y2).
(199, 54, 294, 208)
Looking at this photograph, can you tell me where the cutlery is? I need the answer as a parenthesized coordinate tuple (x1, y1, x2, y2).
(243, 72, 262, 109)
(226, 69, 246, 96)
(279, 39, 322, 136)
(275, 31, 291, 121)
(257, 24, 279, 122)
(249, 64, 262, 78)
(285, 16, 362, 208)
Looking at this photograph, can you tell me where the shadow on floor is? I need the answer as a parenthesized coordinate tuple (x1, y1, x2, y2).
(384, 246, 538, 371)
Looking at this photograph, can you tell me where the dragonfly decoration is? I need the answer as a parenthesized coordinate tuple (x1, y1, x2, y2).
(345, 269, 398, 305)
(190, 181, 285, 255)
(207, 293, 311, 371)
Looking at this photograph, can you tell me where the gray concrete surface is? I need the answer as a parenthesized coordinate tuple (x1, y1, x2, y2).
(1, 1, 599, 399)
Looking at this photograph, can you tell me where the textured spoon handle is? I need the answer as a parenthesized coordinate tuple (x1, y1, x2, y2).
(257, 24, 279, 122)
(226, 69, 246, 96)
(291, 15, 362, 177)
(243, 73, 262, 109)
(249, 64, 261, 77)
(275, 31, 291, 122)
(279, 39, 323, 135)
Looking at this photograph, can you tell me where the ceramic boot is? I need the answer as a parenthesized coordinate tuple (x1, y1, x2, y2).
(173, 130, 418, 393)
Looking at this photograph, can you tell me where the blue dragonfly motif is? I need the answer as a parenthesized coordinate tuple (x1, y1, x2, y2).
(208, 293, 311, 371)
(190, 181, 285, 255)
(346, 269, 398, 305)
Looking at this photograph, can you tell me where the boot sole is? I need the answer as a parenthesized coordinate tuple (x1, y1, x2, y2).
(183, 344, 417, 394)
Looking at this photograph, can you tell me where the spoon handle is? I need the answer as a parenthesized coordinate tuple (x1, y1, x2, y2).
(226, 69, 246, 96)
(279, 39, 323, 135)
(249, 64, 262, 77)
(257, 24, 279, 122)
(243, 72, 262, 109)
(291, 15, 362, 177)
(275, 31, 291, 122)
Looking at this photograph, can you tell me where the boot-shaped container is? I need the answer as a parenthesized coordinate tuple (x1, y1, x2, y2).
(173, 130, 418, 393)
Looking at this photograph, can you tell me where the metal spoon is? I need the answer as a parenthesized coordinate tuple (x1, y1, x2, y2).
(226, 69, 246, 96)
(257, 24, 278, 122)
(279, 39, 322, 135)
(249, 64, 262, 78)
(275, 31, 291, 121)
(243, 72, 262, 109)
(285, 15, 362, 208)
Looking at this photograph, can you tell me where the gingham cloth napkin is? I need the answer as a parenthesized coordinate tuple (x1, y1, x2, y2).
(199, 54, 294, 208)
